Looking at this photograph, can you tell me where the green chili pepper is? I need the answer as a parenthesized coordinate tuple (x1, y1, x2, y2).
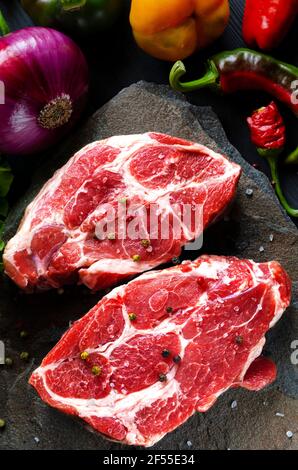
(21, 0, 123, 37)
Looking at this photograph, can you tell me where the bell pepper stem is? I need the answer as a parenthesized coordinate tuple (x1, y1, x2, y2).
(0, 10, 10, 36)
(169, 60, 220, 93)
(60, 0, 87, 12)
(266, 154, 298, 217)
(284, 146, 298, 165)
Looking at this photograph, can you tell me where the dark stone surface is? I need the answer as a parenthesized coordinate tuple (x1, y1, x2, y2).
(0, 83, 297, 450)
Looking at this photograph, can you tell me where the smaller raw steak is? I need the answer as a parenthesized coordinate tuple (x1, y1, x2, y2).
(4, 133, 241, 291)
(29, 255, 291, 447)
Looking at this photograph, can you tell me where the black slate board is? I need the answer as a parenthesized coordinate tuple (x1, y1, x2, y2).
(0, 83, 297, 450)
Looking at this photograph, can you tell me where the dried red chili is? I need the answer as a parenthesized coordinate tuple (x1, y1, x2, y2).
(247, 102, 286, 152)
(247, 102, 298, 217)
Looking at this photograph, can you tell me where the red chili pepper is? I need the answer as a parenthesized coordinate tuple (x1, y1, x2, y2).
(247, 102, 286, 151)
(247, 102, 298, 217)
(170, 49, 298, 117)
(243, 0, 298, 51)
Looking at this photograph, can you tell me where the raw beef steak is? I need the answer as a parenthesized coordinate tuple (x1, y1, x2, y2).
(29, 255, 291, 447)
(4, 133, 241, 291)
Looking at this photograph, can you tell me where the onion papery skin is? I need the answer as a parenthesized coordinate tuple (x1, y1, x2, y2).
(0, 27, 89, 155)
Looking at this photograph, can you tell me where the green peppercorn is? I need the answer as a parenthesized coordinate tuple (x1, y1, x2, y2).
(20, 330, 28, 338)
(20, 352, 29, 361)
(0, 419, 6, 429)
(128, 313, 137, 321)
(141, 239, 150, 248)
(80, 351, 89, 361)
(92, 365, 102, 376)
(159, 374, 167, 382)
(5, 357, 13, 366)
(119, 197, 127, 204)
(107, 232, 116, 240)
(132, 254, 141, 262)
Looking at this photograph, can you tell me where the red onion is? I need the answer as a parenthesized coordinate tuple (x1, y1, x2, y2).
(0, 24, 89, 155)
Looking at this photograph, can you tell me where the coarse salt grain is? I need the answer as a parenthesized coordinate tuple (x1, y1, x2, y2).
(245, 188, 254, 197)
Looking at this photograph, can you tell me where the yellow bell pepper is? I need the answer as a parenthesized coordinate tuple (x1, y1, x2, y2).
(130, 0, 230, 61)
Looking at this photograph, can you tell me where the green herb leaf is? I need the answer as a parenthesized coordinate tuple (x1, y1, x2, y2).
(0, 161, 13, 198)
(0, 159, 13, 266)
(61, 0, 87, 12)
(0, 225, 5, 268)
(0, 198, 8, 218)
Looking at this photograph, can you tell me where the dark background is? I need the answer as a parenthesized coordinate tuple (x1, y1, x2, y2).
(1, 0, 298, 223)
